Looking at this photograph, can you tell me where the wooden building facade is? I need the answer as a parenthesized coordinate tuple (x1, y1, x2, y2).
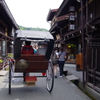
(47, 0, 100, 93)
(0, 0, 18, 69)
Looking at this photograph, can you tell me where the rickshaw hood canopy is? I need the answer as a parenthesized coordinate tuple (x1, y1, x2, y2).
(15, 30, 54, 40)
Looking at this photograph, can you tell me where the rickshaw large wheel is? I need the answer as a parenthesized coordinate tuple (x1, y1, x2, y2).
(8, 60, 12, 94)
(46, 61, 54, 92)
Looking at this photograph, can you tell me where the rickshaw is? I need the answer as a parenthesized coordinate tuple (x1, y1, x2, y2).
(8, 30, 54, 94)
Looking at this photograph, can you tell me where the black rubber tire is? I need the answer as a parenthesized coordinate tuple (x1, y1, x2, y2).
(46, 61, 54, 92)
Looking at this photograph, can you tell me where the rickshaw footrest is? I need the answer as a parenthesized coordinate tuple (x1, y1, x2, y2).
(25, 76, 37, 86)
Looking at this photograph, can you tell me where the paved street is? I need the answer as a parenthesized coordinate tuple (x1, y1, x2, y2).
(0, 71, 92, 100)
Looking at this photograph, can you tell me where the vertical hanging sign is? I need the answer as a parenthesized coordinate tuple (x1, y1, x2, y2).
(1, 40, 7, 57)
(69, 6, 75, 31)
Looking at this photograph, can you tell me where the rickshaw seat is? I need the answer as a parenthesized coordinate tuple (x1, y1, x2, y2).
(15, 54, 48, 72)
(20, 54, 47, 61)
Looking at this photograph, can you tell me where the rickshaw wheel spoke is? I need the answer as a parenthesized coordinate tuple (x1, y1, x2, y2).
(46, 61, 54, 92)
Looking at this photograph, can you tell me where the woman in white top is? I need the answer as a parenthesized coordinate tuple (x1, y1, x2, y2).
(57, 47, 66, 77)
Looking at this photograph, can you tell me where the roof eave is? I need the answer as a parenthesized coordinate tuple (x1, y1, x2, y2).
(0, 0, 19, 29)
(56, 0, 69, 17)
(47, 9, 58, 21)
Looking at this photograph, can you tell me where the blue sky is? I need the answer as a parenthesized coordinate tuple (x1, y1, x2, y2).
(5, 0, 63, 30)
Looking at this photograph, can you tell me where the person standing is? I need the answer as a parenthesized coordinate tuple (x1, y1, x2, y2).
(51, 48, 58, 78)
(57, 47, 66, 77)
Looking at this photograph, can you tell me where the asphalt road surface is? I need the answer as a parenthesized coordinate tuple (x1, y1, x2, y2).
(0, 73, 91, 100)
